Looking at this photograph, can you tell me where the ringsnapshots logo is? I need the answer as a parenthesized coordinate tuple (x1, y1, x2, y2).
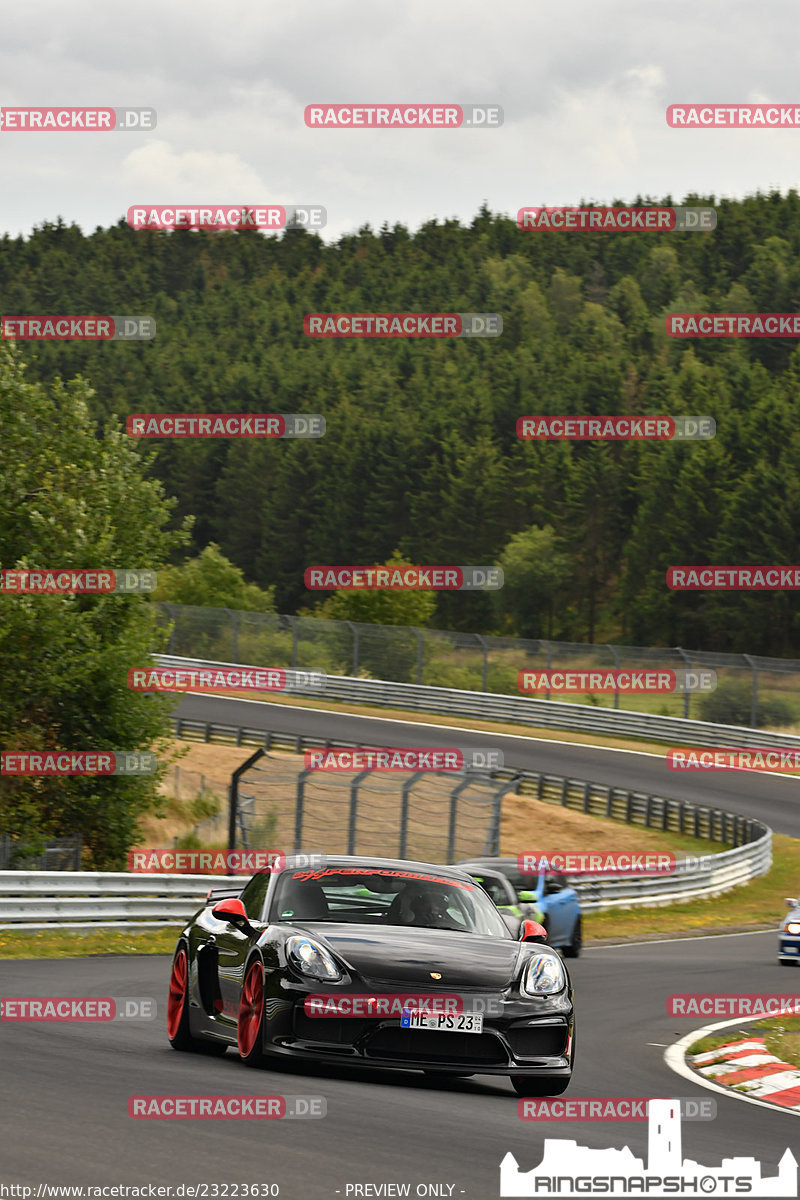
(668, 103, 800, 127)
(517, 416, 715, 441)
(128, 1095, 326, 1119)
(304, 313, 501, 337)
(518, 1097, 716, 1122)
(517, 206, 716, 232)
(1, 751, 156, 776)
(127, 205, 326, 230)
(128, 849, 286, 874)
(1, 316, 155, 340)
(0, 569, 156, 593)
(667, 748, 800, 773)
(126, 414, 325, 438)
(303, 748, 504, 772)
(304, 104, 502, 128)
(305, 566, 503, 590)
(500, 1099, 796, 1198)
(0, 997, 156, 1020)
(667, 313, 800, 337)
(516, 853, 675, 876)
(0, 107, 156, 131)
(517, 669, 716, 694)
(128, 666, 325, 693)
(668, 565, 800, 590)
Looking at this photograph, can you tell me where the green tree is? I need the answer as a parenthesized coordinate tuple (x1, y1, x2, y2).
(495, 525, 570, 638)
(0, 348, 189, 867)
(154, 543, 276, 611)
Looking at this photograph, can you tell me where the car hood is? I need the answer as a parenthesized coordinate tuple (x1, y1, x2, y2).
(291, 921, 526, 989)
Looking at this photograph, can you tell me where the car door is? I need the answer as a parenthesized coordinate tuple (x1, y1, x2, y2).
(212, 871, 270, 1023)
(541, 872, 570, 944)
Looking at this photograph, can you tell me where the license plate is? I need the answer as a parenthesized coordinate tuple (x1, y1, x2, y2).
(401, 1010, 483, 1033)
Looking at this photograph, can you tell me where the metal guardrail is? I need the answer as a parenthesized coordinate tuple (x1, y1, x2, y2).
(0, 871, 230, 930)
(0, 707, 774, 926)
(157, 655, 800, 749)
(0, 821, 772, 928)
(155, 601, 800, 727)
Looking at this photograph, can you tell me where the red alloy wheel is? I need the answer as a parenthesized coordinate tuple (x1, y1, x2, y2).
(238, 960, 265, 1058)
(167, 948, 188, 1040)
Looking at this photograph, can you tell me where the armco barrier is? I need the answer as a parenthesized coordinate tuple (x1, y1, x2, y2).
(156, 655, 800, 750)
(0, 871, 230, 930)
(0, 766, 771, 928)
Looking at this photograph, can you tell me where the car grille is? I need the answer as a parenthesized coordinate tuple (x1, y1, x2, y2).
(506, 1024, 568, 1058)
(364, 1027, 506, 1065)
(292, 1011, 373, 1046)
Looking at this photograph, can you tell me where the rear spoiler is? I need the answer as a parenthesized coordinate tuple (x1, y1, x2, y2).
(205, 884, 244, 904)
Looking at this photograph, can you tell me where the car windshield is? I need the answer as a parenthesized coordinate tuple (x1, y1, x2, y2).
(270, 866, 510, 936)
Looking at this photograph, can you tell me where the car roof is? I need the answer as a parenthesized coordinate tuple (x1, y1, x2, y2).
(280, 854, 475, 882)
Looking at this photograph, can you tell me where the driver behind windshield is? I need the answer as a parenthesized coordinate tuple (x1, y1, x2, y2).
(392, 883, 464, 929)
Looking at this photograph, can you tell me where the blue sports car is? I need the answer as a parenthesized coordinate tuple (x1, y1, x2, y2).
(779, 896, 800, 965)
(458, 857, 582, 957)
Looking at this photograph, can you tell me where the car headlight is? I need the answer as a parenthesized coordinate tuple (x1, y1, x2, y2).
(286, 935, 343, 981)
(784, 922, 800, 935)
(520, 951, 566, 996)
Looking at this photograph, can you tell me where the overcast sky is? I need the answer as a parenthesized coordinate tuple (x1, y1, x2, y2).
(2, 0, 799, 243)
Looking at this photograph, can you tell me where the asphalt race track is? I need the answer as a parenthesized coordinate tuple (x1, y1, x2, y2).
(175, 692, 800, 834)
(5, 698, 799, 1196)
(2, 935, 797, 1195)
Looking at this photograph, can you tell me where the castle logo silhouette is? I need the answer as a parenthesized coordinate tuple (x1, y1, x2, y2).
(500, 1098, 797, 1197)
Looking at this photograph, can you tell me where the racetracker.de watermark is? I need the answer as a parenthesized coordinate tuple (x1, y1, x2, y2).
(517, 416, 715, 440)
(668, 994, 800, 1017)
(518, 1097, 717, 1121)
(0, 107, 155, 131)
(303, 748, 504, 772)
(517, 669, 716, 693)
(0, 569, 156, 593)
(126, 414, 325, 438)
(128, 1095, 326, 1119)
(0, 997, 155, 1020)
(127, 667, 325, 693)
(127, 206, 326, 230)
(305, 566, 503, 590)
(127, 849, 287, 873)
(304, 104, 502, 128)
(516, 853, 675, 875)
(304, 313, 501, 337)
(667, 565, 800, 590)
(517, 207, 716, 231)
(667, 748, 800, 772)
(0, 751, 156, 775)
(304, 994, 477, 1017)
(1, 316, 155, 340)
(667, 104, 800, 127)
(667, 313, 800, 337)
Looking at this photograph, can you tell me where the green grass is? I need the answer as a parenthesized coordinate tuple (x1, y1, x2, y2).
(583, 833, 795, 942)
(0, 926, 180, 959)
(688, 1017, 800, 1070)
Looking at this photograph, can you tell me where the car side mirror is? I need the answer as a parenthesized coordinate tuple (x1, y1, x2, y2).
(211, 897, 254, 932)
(786, 898, 799, 908)
(517, 890, 539, 903)
(520, 919, 548, 943)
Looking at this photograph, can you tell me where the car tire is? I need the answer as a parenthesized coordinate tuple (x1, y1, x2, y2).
(167, 945, 229, 1054)
(779, 959, 798, 967)
(562, 916, 582, 959)
(511, 1075, 571, 1097)
(238, 958, 268, 1067)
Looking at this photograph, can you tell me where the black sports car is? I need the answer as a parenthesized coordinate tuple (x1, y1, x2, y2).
(167, 855, 575, 1096)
